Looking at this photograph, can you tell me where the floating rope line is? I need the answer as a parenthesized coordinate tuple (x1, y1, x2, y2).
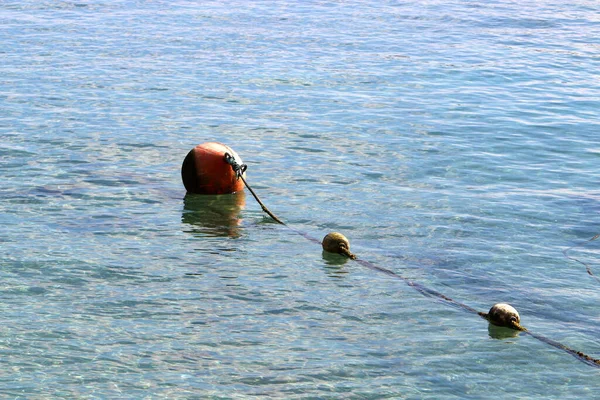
(563, 233, 600, 283)
(524, 330, 600, 368)
(224, 159, 600, 368)
(356, 257, 600, 366)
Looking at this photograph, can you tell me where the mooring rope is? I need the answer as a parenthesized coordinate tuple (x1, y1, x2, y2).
(224, 158, 600, 368)
(224, 153, 285, 225)
(563, 233, 600, 283)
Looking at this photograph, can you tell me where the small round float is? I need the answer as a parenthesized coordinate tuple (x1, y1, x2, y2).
(486, 303, 523, 330)
(322, 232, 356, 259)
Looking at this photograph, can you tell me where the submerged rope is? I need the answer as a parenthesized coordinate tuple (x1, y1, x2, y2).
(223, 159, 600, 368)
(563, 233, 600, 283)
(355, 256, 599, 367)
(524, 330, 600, 368)
(360, 257, 600, 367)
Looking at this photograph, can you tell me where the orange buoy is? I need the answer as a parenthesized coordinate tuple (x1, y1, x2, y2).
(181, 142, 245, 194)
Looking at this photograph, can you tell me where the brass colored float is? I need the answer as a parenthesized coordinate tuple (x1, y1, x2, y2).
(322, 232, 356, 259)
(484, 303, 526, 331)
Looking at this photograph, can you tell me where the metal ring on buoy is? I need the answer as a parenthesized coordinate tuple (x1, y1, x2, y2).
(181, 142, 245, 195)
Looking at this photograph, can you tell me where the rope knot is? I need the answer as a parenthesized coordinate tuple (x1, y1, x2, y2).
(224, 152, 247, 180)
(510, 319, 528, 332)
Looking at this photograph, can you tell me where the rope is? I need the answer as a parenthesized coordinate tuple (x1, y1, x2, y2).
(357, 257, 600, 367)
(223, 157, 600, 369)
(361, 256, 600, 367)
(563, 233, 600, 283)
(524, 330, 600, 367)
(224, 153, 285, 225)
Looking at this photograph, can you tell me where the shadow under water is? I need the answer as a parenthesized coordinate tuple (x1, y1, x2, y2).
(322, 250, 350, 266)
(321, 250, 350, 278)
(182, 191, 246, 238)
(488, 323, 521, 340)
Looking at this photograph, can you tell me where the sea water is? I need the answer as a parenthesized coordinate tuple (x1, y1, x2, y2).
(1, 0, 600, 398)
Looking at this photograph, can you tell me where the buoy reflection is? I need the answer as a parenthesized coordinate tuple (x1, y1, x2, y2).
(488, 323, 521, 340)
(321, 250, 350, 266)
(182, 191, 245, 238)
(321, 251, 349, 278)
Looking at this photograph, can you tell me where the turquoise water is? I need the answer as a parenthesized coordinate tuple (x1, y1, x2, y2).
(2, 0, 600, 398)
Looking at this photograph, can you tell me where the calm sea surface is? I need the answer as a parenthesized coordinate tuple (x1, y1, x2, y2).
(2, 0, 600, 398)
